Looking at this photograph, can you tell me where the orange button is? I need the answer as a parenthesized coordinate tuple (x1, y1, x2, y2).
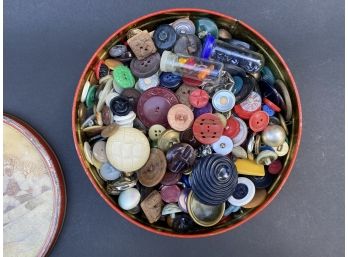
(167, 104, 194, 131)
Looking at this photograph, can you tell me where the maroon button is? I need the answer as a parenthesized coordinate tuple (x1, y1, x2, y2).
(160, 185, 181, 203)
(192, 113, 223, 144)
(189, 89, 209, 108)
(249, 111, 269, 132)
(223, 116, 240, 138)
(268, 159, 283, 174)
(161, 171, 182, 185)
(137, 87, 179, 128)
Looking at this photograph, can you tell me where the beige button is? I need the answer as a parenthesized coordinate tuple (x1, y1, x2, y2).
(101, 124, 119, 138)
(167, 104, 194, 131)
(127, 31, 157, 60)
(157, 129, 180, 152)
(148, 124, 166, 141)
(242, 189, 267, 208)
(256, 150, 278, 165)
(97, 78, 113, 112)
(105, 59, 122, 70)
(214, 113, 227, 127)
(140, 190, 164, 223)
(99, 74, 113, 85)
(84, 142, 93, 164)
(232, 146, 247, 159)
(273, 141, 289, 156)
(95, 111, 103, 126)
(80, 80, 90, 102)
(82, 125, 104, 136)
(106, 127, 150, 172)
(92, 140, 108, 163)
(105, 91, 120, 107)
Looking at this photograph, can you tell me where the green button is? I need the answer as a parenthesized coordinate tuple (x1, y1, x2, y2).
(195, 18, 218, 39)
(86, 85, 97, 108)
(113, 65, 135, 89)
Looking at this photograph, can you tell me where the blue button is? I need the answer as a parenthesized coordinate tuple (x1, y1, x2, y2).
(262, 104, 275, 116)
(223, 204, 241, 216)
(261, 66, 275, 86)
(248, 172, 276, 188)
(228, 177, 255, 206)
(212, 90, 236, 112)
(259, 145, 275, 152)
(232, 76, 243, 95)
(159, 72, 182, 90)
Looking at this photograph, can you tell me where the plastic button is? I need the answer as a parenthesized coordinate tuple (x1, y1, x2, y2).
(166, 143, 196, 173)
(160, 185, 181, 203)
(249, 111, 269, 132)
(148, 124, 166, 141)
(172, 18, 196, 34)
(80, 80, 90, 103)
(175, 84, 195, 108)
(242, 189, 267, 208)
(130, 52, 161, 78)
(121, 88, 141, 108)
(109, 44, 127, 58)
(94, 60, 109, 80)
(274, 79, 292, 121)
(240, 91, 262, 112)
(138, 148, 166, 187)
(262, 104, 275, 116)
(218, 28, 232, 40)
(126, 30, 157, 60)
(179, 128, 201, 148)
(106, 127, 150, 172)
(195, 18, 218, 39)
(272, 141, 289, 156)
(99, 162, 122, 181)
(104, 58, 122, 70)
(112, 65, 135, 88)
(231, 76, 243, 95)
(223, 116, 240, 138)
(182, 77, 202, 87)
(137, 87, 179, 128)
(92, 140, 108, 163)
(167, 104, 194, 131)
(101, 124, 119, 138)
(268, 159, 283, 174)
(118, 188, 141, 210)
(189, 89, 209, 108)
(228, 177, 256, 206)
(260, 66, 275, 85)
(231, 117, 248, 146)
(86, 85, 97, 108)
(214, 113, 227, 127)
(249, 172, 276, 188)
(263, 97, 281, 112)
(161, 171, 182, 186)
(153, 24, 177, 51)
(193, 102, 213, 118)
(211, 135, 233, 155)
(109, 96, 132, 116)
(135, 73, 159, 91)
(159, 72, 182, 90)
(212, 90, 235, 112)
(192, 113, 224, 144)
(173, 34, 202, 57)
(235, 159, 265, 176)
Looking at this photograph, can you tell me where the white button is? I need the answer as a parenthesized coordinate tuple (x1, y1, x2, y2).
(136, 73, 159, 92)
(105, 91, 120, 107)
(228, 177, 255, 206)
(118, 188, 141, 210)
(272, 141, 289, 156)
(99, 162, 122, 181)
(148, 124, 166, 141)
(232, 117, 248, 146)
(211, 136, 233, 155)
(96, 79, 113, 112)
(80, 80, 90, 103)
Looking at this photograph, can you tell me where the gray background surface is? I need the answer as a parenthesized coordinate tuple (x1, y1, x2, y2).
(4, 0, 345, 256)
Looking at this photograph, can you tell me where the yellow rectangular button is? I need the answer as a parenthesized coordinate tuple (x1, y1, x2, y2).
(235, 159, 265, 176)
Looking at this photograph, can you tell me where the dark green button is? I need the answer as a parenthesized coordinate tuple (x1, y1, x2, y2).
(112, 65, 135, 89)
(86, 85, 97, 108)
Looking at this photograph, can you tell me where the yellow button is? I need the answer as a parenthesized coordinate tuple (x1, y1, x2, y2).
(235, 159, 265, 176)
(148, 124, 166, 141)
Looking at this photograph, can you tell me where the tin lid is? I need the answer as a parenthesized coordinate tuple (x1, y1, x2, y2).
(3, 114, 66, 257)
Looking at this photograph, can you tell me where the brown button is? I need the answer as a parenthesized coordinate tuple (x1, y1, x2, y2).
(138, 148, 167, 187)
(101, 105, 113, 126)
(82, 125, 104, 136)
(161, 171, 182, 185)
(140, 190, 164, 223)
(242, 188, 267, 208)
(166, 143, 196, 173)
(127, 31, 157, 60)
(175, 84, 196, 108)
(121, 88, 141, 108)
(78, 102, 87, 121)
(180, 128, 201, 148)
(167, 104, 194, 131)
(101, 124, 119, 138)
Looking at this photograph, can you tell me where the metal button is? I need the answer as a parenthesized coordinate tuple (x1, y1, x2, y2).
(157, 129, 180, 153)
(272, 141, 289, 156)
(261, 125, 286, 147)
(256, 150, 278, 165)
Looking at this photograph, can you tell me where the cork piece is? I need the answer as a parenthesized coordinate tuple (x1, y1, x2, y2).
(140, 190, 164, 223)
(127, 31, 157, 60)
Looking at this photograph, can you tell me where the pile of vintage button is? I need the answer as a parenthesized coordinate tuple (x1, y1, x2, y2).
(78, 17, 292, 233)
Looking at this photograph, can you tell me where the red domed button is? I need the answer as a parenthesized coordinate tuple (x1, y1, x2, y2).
(192, 113, 223, 144)
(249, 111, 269, 132)
(263, 97, 281, 112)
(268, 159, 283, 174)
(223, 116, 240, 138)
(182, 77, 202, 87)
(189, 89, 209, 108)
(234, 104, 261, 120)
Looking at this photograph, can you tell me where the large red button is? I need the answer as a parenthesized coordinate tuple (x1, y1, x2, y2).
(223, 116, 240, 138)
(249, 111, 269, 132)
(234, 104, 261, 120)
(192, 113, 223, 144)
(189, 89, 209, 108)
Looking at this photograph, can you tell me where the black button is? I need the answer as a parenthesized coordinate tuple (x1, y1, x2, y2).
(234, 76, 255, 104)
(248, 172, 276, 188)
(153, 24, 177, 51)
(109, 96, 132, 116)
(172, 213, 195, 233)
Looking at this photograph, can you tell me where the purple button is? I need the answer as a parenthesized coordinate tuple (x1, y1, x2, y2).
(193, 102, 213, 118)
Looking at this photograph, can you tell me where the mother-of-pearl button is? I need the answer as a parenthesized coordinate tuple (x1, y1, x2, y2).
(118, 188, 141, 210)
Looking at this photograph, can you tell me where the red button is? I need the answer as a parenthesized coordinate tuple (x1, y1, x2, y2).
(189, 89, 209, 108)
(182, 77, 202, 87)
(268, 159, 283, 174)
(223, 116, 240, 138)
(192, 113, 223, 144)
(249, 111, 269, 132)
(234, 104, 261, 120)
(94, 60, 104, 80)
(263, 97, 281, 112)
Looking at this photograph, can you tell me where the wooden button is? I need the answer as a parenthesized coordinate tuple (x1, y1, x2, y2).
(137, 148, 166, 187)
(167, 104, 194, 131)
(192, 113, 223, 144)
(140, 190, 164, 223)
(106, 127, 150, 172)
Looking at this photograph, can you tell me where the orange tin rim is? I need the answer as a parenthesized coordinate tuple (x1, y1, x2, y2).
(72, 8, 302, 238)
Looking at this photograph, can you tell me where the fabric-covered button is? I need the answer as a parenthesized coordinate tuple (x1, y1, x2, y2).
(166, 143, 196, 173)
(167, 104, 194, 131)
(153, 24, 177, 51)
(99, 162, 122, 181)
(109, 96, 132, 116)
(112, 65, 135, 89)
(137, 87, 179, 128)
(175, 84, 196, 108)
(130, 52, 161, 78)
(118, 188, 141, 210)
(228, 177, 256, 206)
(211, 135, 233, 155)
(212, 90, 235, 112)
(160, 185, 181, 203)
(192, 113, 224, 144)
(148, 124, 166, 141)
(127, 31, 157, 60)
(189, 89, 209, 108)
(173, 34, 202, 57)
(138, 148, 166, 187)
(106, 127, 150, 172)
(249, 111, 269, 132)
(223, 116, 240, 138)
(159, 72, 182, 90)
